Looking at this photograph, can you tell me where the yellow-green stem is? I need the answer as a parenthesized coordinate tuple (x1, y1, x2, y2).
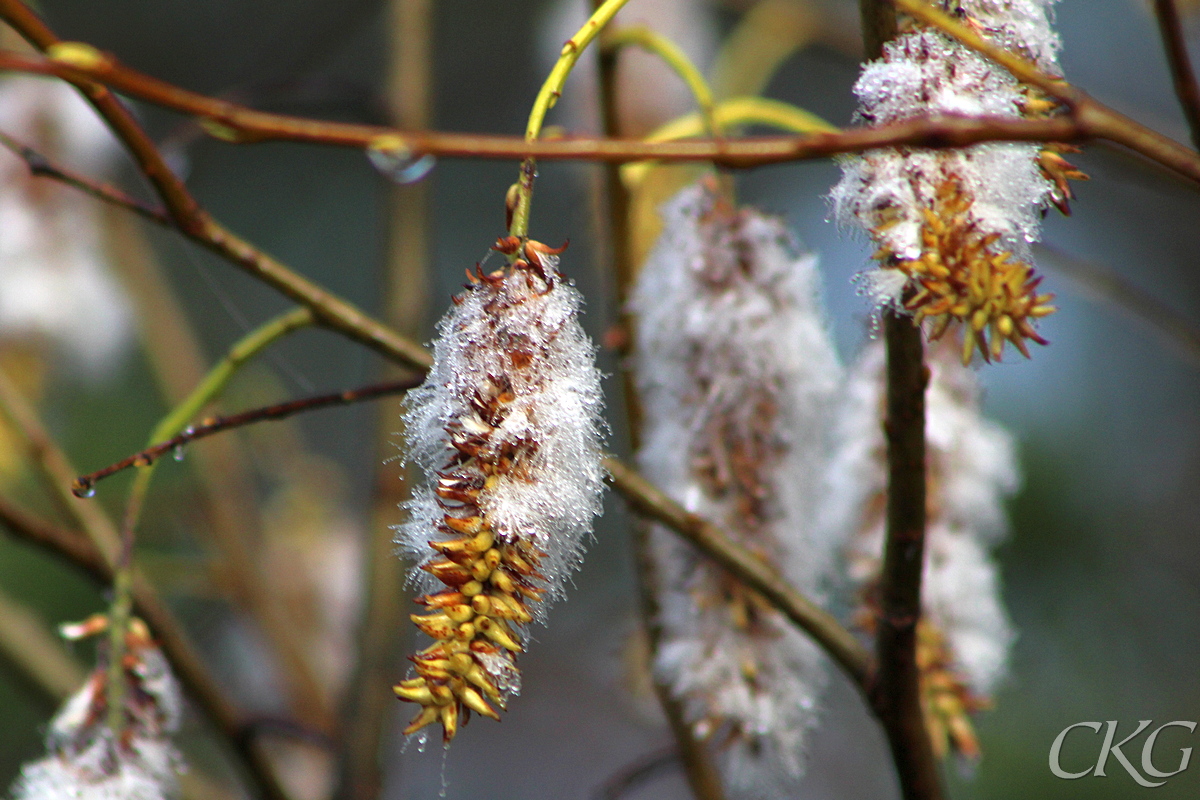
(508, 0, 632, 239)
(104, 306, 314, 737)
(604, 26, 719, 137)
(621, 96, 837, 187)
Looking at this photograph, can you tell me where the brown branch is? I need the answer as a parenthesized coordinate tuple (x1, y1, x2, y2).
(0, 494, 289, 800)
(874, 312, 940, 800)
(73, 378, 424, 497)
(0, 130, 170, 223)
(1153, 0, 1200, 152)
(2, 47, 1200, 184)
(860, 4, 941, 800)
(603, 457, 874, 688)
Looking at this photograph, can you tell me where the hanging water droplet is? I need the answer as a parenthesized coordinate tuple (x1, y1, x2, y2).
(438, 747, 450, 798)
(72, 479, 96, 499)
(172, 445, 185, 462)
(367, 136, 436, 184)
(415, 731, 428, 753)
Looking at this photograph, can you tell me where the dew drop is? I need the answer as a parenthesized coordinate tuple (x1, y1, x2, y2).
(72, 479, 96, 499)
(367, 136, 436, 184)
(172, 446, 185, 462)
(182, 425, 196, 437)
(415, 731, 428, 753)
(438, 747, 450, 798)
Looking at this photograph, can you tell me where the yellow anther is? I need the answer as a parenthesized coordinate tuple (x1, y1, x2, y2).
(402, 705, 440, 736)
(457, 684, 500, 720)
(477, 617, 522, 652)
(393, 683, 435, 704)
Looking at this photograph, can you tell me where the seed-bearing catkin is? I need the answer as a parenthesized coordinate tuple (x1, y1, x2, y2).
(632, 181, 842, 797)
(826, 339, 1018, 760)
(830, 0, 1082, 364)
(393, 237, 604, 744)
(10, 617, 183, 800)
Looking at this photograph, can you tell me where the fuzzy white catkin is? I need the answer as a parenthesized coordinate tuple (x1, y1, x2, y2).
(826, 341, 1018, 696)
(633, 182, 842, 798)
(397, 254, 605, 616)
(0, 76, 133, 374)
(830, 0, 1060, 301)
(11, 647, 183, 800)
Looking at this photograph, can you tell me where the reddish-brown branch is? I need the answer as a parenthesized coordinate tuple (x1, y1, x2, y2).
(0, 130, 170, 223)
(873, 312, 940, 800)
(1153, 0, 1200, 151)
(74, 378, 424, 497)
(1, 49, 1199, 183)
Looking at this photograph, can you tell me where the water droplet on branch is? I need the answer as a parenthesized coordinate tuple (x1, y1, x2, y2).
(367, 136, 436, 184)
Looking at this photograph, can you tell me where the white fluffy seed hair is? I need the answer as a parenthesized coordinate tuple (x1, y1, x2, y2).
(397, 255, 605, 612)
(830, 1, 1060, 296)
(632, 182, 843, 797)
(0, 76, 133, 373)
(11, 648, 183, 800)
(825, 340, 1018, 695)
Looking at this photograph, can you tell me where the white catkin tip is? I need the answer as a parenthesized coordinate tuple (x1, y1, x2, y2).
(633, 181, 842, 796)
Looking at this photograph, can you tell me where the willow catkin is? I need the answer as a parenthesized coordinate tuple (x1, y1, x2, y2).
(632, 181, 842, 797)
(393, 238, 605, 744)
(830, 0, 1081, 363)
(826, 339, 1019, 759)
(11, 618, 183, 800)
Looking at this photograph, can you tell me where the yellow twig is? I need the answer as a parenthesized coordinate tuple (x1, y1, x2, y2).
(509, 0, 632, 238)
(604, 26, 719, 137)
(622, 96, 837, 186)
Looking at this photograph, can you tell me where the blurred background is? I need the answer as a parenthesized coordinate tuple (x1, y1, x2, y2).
(0, 0, 1197, 798)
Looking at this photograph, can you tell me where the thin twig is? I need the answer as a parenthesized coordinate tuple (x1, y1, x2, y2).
(104, 209, 343, 749)
(3, 47, 1200, 185)
(591, 746, 680, 800)
(1152, 0, 1200, 152)
(508, 0, 632, 239)
(0, 129, 170, 222)
(603, 26, 719, 137)
(74, 378, 424, 496)
(603, 457, 873, 688)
